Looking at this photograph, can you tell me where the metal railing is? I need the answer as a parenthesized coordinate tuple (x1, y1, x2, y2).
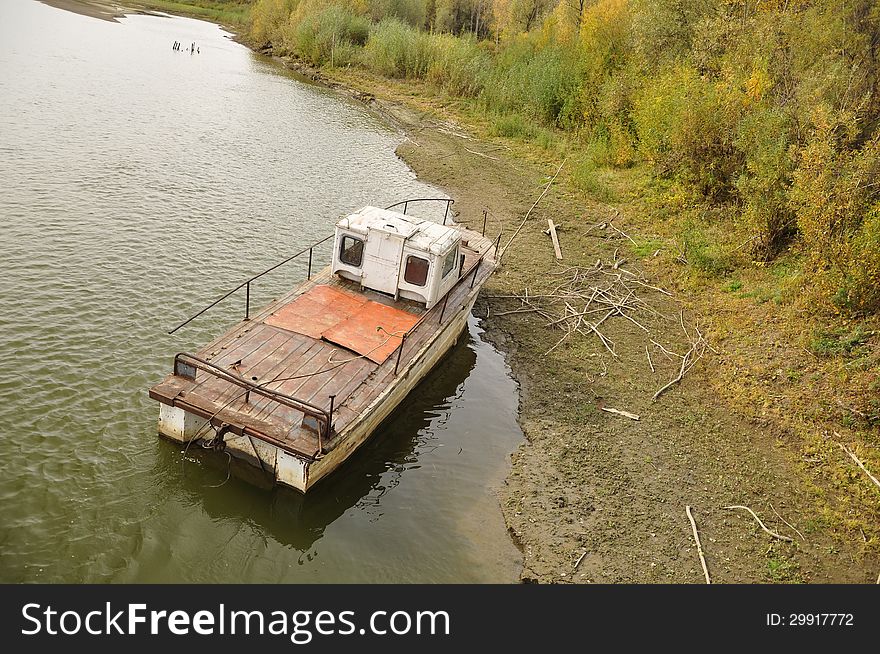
(168, 199, 454, 335)
(173, 353, 334, 448)
(385, 198, 454, 225)
(167, 234, 334, 334)
(165, 198, 496, 448)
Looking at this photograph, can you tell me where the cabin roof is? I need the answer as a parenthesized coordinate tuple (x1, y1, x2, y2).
(336, 206, 460, 255)
(407, 221, 460, 255)
(337, 206, 419, 238)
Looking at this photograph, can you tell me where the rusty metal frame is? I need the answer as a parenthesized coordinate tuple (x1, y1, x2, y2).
(172, 353, 332, 441)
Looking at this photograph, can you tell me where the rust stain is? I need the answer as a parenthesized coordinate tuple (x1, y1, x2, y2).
(264, 284, 419, 364)
(323, 300, 420, 364)
(265, 285, 367, 338)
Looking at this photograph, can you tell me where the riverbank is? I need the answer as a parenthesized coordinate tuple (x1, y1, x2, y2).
(281, 66, 879, 583)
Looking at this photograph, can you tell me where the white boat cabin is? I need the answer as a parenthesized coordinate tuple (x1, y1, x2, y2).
(331, 206, 463, 309)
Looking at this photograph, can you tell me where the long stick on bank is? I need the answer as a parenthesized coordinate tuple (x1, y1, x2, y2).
(686, 505, 711, 584)
(835, 437, 880, 491)
(499, 158, 566, 263)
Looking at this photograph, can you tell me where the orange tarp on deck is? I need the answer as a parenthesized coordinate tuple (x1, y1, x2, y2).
(265, 285, 419, 364)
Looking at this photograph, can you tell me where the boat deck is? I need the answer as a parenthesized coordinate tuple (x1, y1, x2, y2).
(150, 228, 496, 460)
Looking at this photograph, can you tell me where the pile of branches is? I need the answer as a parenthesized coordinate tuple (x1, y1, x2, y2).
(492, 254, 710, 401)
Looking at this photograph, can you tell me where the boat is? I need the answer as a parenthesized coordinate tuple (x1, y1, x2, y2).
(149, 199, 499, 492)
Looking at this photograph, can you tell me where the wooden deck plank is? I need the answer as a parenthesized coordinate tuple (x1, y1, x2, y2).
(235, 340, 329, 421)
(208, 329, 314, 409)
(188, 331, 297, 408)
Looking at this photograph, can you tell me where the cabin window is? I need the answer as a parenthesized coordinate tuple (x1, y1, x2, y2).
(404, 255, 429, 287)
(441, 246, 458, 278)
(339, 235, 364, 267)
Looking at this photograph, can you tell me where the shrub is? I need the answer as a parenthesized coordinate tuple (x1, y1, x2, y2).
(790, 127, 880, 313)
(289, 4, 370, 66)
(480, 39, 582, 127)
(424, 34, 489, 98)
(249, 0, 299, 48)
(362, 18, 429, 77)
(489, 113, 536, 139)
(734, 108, 796, 259)
(633, 64, 742, 197)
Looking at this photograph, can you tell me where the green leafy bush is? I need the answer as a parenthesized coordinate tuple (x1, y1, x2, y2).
(289, 4, 370, 66)
(734, 109, 795, 259)
(790, 127, 880, 313)
(633, 64, 742, 197)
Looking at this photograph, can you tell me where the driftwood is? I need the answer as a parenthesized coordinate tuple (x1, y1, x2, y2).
(601, 407, 640, 421)
(686, 505, 711, 584)
(652, 311, 708, 401)
(491, 234, 710, 401)
(723, 505, 794, 542)
(464, 147, 500, 161)
(546, 219, 563, 260)
(769, 503, 806, 543)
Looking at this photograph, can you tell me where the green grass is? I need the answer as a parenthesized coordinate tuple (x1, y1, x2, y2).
(809, 327, 871, 358)
(722, 279, 743, 293)
(139, 1, 250, 25)
(766, 552, 803, 583)
(632, 238, 665, 259)
(678, 222, 735, 277)
(489, 113, 537, 139)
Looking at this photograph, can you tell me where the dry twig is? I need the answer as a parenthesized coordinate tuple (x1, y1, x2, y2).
(500, 159, 566, 261)
(769, 503, 806, 543)
(686, 505, 711, 584)
(723, 505, 794, 542)
(601, 407, 641, 421)
(835, 437, 880, 491)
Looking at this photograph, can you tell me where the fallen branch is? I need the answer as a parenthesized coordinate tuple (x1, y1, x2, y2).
(601, 407, 640, 421)
(464, 147, 500, 161)
(500, 158, 566, 262)
(769, 503, 806, 543)
(608, 215, 637, 246)
(723, 505, 794, 542)
(574, 550, 588, 570)
(645, 345, 655, 373)
(652, 316, 709, 400)
(546, 219, 563, 260)
(835, 437, 880, 491)
(686, 505, 711, 584)
(652, 348, 691, 401)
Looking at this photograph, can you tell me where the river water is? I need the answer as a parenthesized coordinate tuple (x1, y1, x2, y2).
(0, 0, 522, 582)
